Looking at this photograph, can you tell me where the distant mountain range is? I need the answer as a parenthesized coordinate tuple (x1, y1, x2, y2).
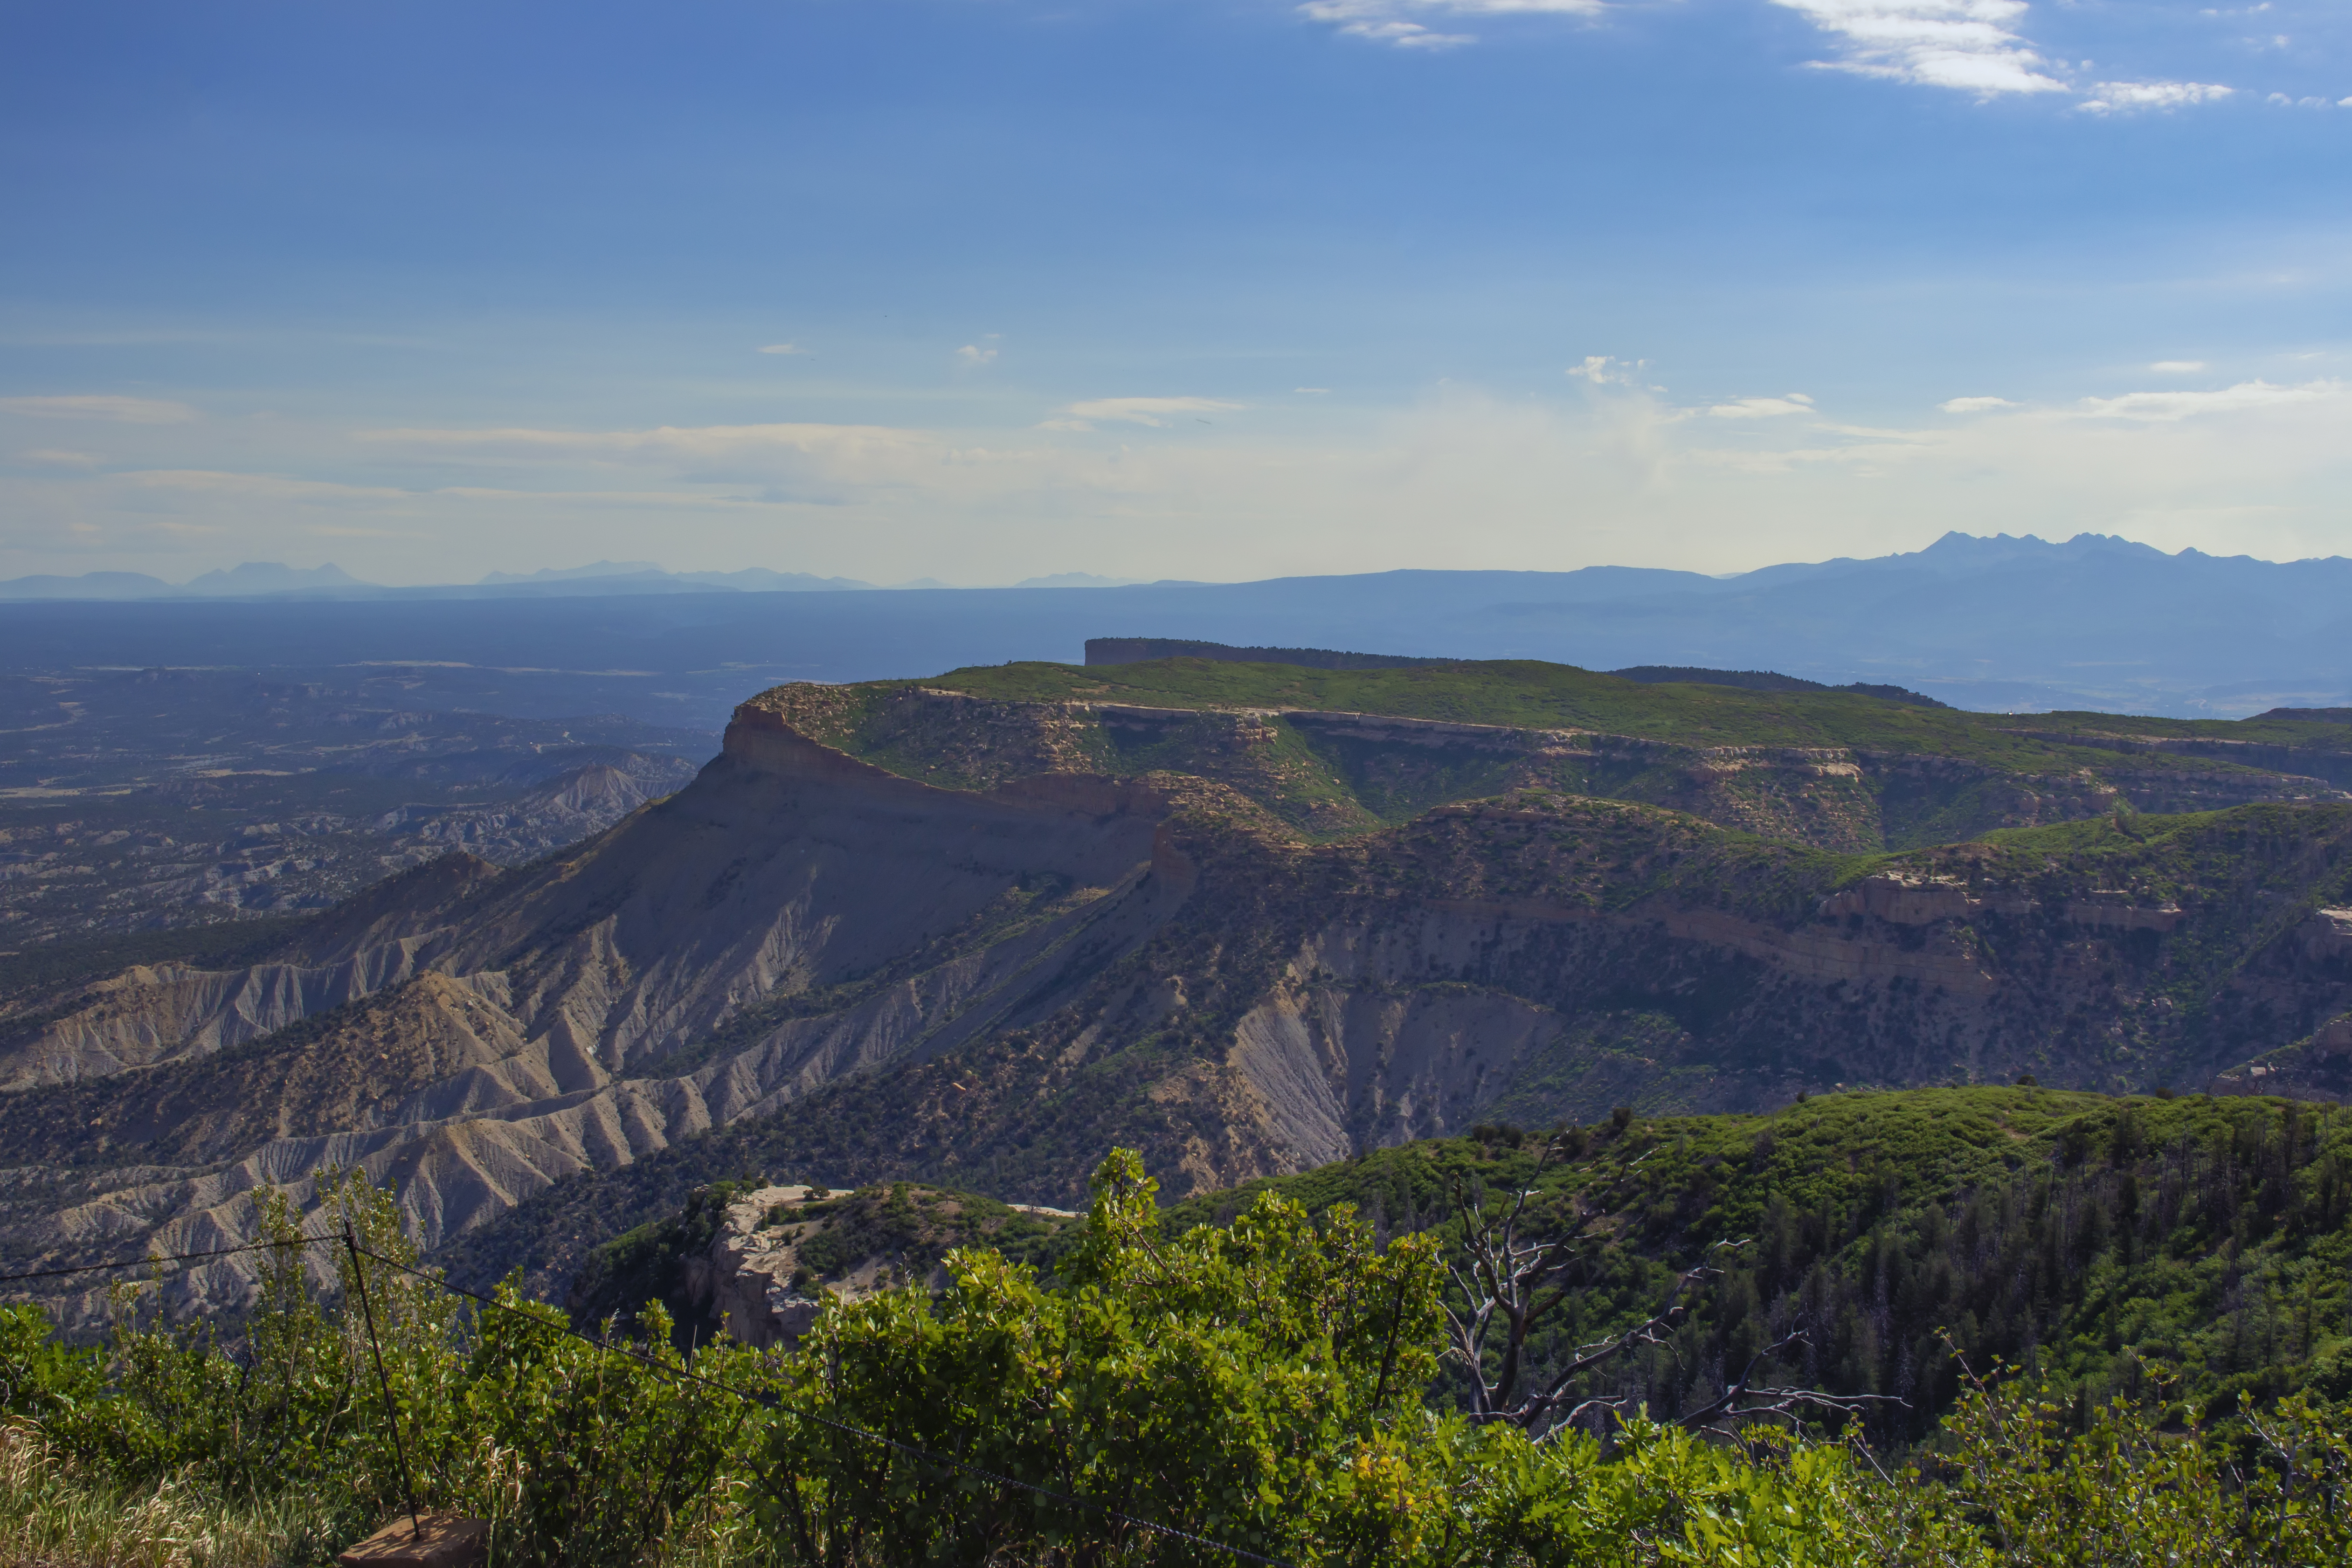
(0, 560, 881, 599)
(4, 532, 2350, 719)
(0, 561, 374, 599)
(0, 560, 1160, 600)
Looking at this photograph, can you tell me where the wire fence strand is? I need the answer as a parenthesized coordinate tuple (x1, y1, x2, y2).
(0, 1234, 329, 1286)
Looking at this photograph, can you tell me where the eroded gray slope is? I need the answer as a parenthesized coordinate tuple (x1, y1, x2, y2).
(0, 711, 1190, 1319)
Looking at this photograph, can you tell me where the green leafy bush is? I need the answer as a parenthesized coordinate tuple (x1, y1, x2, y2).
(6, 1149, 2352, 1567)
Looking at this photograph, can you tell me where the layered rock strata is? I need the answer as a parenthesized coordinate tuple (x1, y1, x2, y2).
(4, 703, 2350, 1319)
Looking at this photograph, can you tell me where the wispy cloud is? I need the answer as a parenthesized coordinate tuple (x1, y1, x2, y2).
(2078, 80, 2233, 113)
(15, 449, 104, 467)
(1302, 0, 2229, 117)
(1770, 0, 2066, 96)
(756, 342, 809, 355)
(1299, 0, 1599, 51)
(359, 421, 930, 460)
(1939, 395, 2018, 413)
(125, 469, 417, 502)
(1567, 355, 1643, 385)
(956, 343, 999, 366)
(111, 465, 871, 513)
(0, 394, 198, 424)
(2147, 361, 2207, 374)
(1055, 396, 1245, 429)
(2072, 379, 2343, 421)
(18, 366, 2352, 583)
(1708, 394, 1815, 418)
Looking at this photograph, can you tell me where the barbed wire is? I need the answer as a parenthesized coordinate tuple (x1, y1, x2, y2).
(0, 1233, 330, 1286)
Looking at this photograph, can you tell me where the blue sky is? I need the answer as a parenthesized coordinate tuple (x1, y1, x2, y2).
(2, 0, 2347, 585)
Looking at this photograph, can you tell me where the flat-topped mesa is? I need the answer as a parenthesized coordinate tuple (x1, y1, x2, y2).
(735, 681, 1895, 846)
(738, 677, 2352, 856)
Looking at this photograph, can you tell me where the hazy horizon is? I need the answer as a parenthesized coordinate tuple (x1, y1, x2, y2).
(10, 528, 2352, 597)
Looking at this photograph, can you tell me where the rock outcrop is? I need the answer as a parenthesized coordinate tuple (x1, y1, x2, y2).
(569, 1181, 1078, 1348)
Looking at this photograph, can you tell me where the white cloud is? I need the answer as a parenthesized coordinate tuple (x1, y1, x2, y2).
(359, 421, 934, 464)
(756, 342, 809, 355)
(16, 449, 103, 467)
(1307, 0, 2080, 99)
(2072, 379, 2343, 421)
(1333, 18, 1477, 47)
(1939, 395, 2019, 413)
(353, 422, 957, 504)
(125, 469, 418, 503)
(1707, 395, 1816, 419)
(956, 343, 999, 366)
(0, 394, 198, 424)
(1059, 396, 1245, 428)
(1295, 387, 1332, 395)
(1298, 0, 1598, 50)
(2147, 361, 2207, 374)
(1567, 355, 1645, 385)
(2078, 80, 2233, 112)
(1770, 0, 2066, 96)
(16, 366, 2352, 585)
(113, 465, 869, 513)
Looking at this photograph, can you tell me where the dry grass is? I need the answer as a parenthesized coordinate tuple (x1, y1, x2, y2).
(0, 1423, 341, 1568)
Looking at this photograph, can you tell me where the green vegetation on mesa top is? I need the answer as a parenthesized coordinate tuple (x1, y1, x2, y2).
(1162, 1087, 2352, 1442)
(766, 657, 2352, 849)
(913, 657, 2352, 765)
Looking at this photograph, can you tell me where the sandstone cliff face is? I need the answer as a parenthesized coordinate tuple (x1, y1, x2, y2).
(674, 1186, 832, 1347)
(746, 683, 2348, 854)
(7, 703, 2352, 1319)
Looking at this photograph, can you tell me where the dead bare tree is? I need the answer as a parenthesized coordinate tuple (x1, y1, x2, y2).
(1440, 1128, 1896, 1440)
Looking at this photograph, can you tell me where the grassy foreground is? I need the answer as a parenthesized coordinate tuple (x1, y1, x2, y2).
(7, 1144, 2352, 1567)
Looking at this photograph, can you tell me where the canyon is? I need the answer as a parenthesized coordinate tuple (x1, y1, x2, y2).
(2, 660, 2349, 1314)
